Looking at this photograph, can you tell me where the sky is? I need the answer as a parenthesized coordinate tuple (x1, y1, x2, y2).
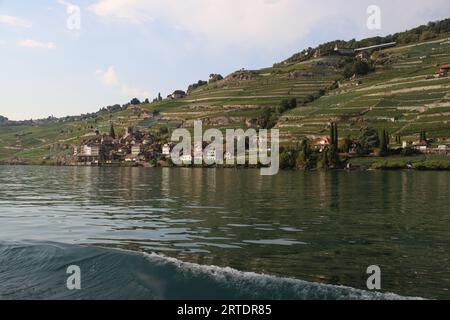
(1, 0, 450, 120)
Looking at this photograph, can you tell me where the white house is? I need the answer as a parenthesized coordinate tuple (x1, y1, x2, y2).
(162, 144, 171, 156)
(81, 145, 100, 157)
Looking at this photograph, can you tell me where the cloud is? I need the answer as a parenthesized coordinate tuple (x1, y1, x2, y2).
(18, 39, 56, 49)
(0, 15, 32, 28)
(88, 0, 450, 49)
(96, 66, 150, 98)
(96, 66, 120, 86)
(88, 0, 327, 46)
(88, 0, 153, 24)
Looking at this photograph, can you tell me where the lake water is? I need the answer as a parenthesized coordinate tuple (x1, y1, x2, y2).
(0, 166, 448, 299)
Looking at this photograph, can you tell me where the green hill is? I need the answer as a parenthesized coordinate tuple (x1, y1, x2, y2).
(1, 18, 450, 163)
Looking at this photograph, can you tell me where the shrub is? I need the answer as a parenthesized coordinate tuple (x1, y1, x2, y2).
(412, 161, 450, 170)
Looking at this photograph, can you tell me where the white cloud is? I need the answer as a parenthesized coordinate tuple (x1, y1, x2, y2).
(88, 0, 153, 24)
(96, 66, 150, 98)
(88, 0, 450, 49)
(18, 39, 56, 49)
(88, 0, 327, 46)
(96, 66, 120, 86)
(0, 15, 32, 28)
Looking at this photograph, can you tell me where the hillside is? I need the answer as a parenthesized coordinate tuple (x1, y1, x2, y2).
(1, 18, 450, 163)
(279, 37, 450, 144)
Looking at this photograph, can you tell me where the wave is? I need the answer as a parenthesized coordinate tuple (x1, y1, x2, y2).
(0, 241, 422, 300)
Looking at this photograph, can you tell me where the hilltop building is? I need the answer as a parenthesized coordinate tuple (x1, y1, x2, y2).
(334, 42, 397, 57)
(168, 90, 187, 100)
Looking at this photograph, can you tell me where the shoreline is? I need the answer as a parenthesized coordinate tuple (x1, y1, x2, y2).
(2, 161, 450, 171)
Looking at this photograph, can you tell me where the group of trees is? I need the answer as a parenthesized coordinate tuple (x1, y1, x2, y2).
(279, 125, 416, 170)
(0, 115, 8, 125)
(343, 59, 374, 78)
(278, 98, 297, 114)
(187, 80, 208, 92)
(280, 122, 341, 170)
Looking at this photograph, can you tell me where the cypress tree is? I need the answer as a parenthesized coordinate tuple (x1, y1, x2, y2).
(334, 122, 339, 147)
(380, 129, 387, 154)
(109, 123, 116, 139)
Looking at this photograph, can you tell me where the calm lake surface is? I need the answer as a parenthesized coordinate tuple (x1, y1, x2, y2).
(0, 166, 449, 299)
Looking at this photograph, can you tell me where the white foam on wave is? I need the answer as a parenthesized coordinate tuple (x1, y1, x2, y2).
(141, 252, 424, 300)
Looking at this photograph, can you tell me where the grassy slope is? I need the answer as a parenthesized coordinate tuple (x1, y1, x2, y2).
(1, 35, 450, 163)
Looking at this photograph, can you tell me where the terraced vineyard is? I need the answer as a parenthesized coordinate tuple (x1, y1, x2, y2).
(279, 36, 450, 144)
(138, 58, 341, 133)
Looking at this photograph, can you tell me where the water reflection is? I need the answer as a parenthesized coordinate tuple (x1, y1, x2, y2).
(0, 166, 449, 299)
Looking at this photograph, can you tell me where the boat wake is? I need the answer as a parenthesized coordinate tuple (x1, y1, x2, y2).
(0, 241, 422, 300)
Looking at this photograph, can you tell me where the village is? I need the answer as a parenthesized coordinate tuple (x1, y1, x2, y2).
(71, 125, 243, 167)
(67, 120, 450, 169)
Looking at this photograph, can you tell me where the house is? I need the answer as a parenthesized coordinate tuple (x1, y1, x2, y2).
(312, 136, 331, 152)
(438, 64, 450, 77)
(334, 45, 355, 56)
(412, 140, 430, 152)
(81, 144, 100, 157)
(437, 145, 448, 155)
(131, 144, 144, 156)
(124, 154, 137, 162)
(169, 90, 187, 99)
(162, 144, 171, 156)
(77, 144, 101, 164)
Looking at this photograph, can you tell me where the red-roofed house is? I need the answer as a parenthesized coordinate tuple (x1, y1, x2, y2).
(439, 64, 450, 77)
(312, 136, 331, 152)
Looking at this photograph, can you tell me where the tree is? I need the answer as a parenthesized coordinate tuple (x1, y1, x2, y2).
(328, 122, 340, 166)
(259, 108, 277, 129)
(380, 129, 389, 155)
(297, 139, 311, 169)
(144, 98, 150, 104)
(130, 98, 141, 105)
(290, 98, 297, 109)
(159, 127, 169, 135)
(420, 130, 427, 141)
(344, 60, 373, 78)
(357, 127, 380, 155)
(279, 147, 297, 169)
(158, 93, 162, 102)
(341, 137, 353, 153)
(278, 98, 298, 114)
(109, 123, 116, 139)
(318, 147, 330, 169)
